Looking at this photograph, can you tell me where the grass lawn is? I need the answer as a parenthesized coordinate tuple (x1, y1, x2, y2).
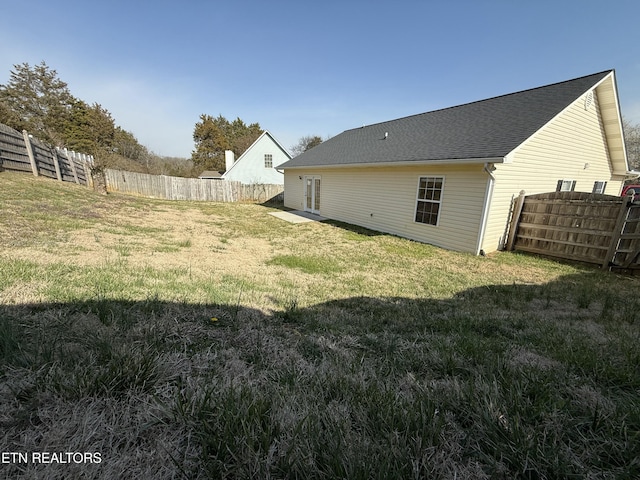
(1, 171, 639, 479)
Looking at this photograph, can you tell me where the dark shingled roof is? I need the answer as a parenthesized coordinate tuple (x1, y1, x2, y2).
(280, 70, 612, 168)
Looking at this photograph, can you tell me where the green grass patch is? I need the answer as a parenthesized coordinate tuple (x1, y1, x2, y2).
(152, 238, 192, 253)
(267, 254, 342, 274)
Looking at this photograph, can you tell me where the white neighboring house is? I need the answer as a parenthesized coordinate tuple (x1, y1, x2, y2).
(221, 131, 291, 184)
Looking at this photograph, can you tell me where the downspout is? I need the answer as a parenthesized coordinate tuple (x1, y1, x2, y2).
(475, 162, 497, 256)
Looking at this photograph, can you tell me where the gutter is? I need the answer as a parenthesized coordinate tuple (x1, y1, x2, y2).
(475, 162, 497, 256)
(280, 157, 506, 170)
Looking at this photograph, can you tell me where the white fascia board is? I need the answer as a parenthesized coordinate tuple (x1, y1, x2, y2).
(597, 71, 630, 174)
(282, 157, 505, 170)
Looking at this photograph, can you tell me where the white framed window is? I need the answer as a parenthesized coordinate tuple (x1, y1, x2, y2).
(592, 181, 607, 194)
(415, 176, 444, 226)
(264, 154, 273, 168)
(556, 179, 576, 192)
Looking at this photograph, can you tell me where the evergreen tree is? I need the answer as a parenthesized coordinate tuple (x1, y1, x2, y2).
(0, 61, 195, 175)
(0, 61, 74, 146)
(112, 127, 149, 162)
(65, 100, 115, 156)
(0, 61, 156, 172)
(0, 97, 23, 130)
(227, 117, 263, 156)
(191, 114, 262, 172)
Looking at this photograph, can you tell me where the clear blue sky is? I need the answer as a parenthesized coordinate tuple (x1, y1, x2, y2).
(1, 0, 639, 158)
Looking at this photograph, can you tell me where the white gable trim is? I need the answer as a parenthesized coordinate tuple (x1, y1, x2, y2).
(504, 71, 628, 174)
(594, 71, 629, 174)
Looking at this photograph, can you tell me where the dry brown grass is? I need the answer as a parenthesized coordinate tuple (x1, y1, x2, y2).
(2, 172, 639, 479)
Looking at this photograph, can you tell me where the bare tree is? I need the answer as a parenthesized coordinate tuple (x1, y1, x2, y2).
(290, 135, 323, 157)
(623, 117, 640, 171)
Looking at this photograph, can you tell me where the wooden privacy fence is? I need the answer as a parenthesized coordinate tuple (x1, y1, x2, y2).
(104, 169, 284, 203)
(506, 191, 640, 272)
(0, 123, 92, 186)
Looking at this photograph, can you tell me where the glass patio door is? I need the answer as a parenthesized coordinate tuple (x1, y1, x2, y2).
(304, 176, 321, 214)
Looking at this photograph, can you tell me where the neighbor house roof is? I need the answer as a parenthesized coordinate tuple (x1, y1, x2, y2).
(198, 170, 222, 179)
(280, 70, 618, 169)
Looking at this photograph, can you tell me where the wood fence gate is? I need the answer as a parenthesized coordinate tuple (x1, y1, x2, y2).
(506, 191, 640, 272)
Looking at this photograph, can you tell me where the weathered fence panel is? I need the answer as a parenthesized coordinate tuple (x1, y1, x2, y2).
(241, 183, 285, 203)
(1, 121, 283, 202)
(0, 123, 31, 172)
(508, 191, 640, 272)
(104, 169, 283, 203)
(0, 122, 91, 186)
(61, 149, 89, 185)
(30, 137, 58, 180)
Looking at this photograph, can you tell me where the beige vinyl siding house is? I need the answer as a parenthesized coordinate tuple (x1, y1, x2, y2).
(280, 70, 632, 254)
(285, 164, 488, 252)
(480, 84, 628, 252)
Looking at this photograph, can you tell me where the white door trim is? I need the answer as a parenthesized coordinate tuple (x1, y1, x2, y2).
(304, 175, 321, 214)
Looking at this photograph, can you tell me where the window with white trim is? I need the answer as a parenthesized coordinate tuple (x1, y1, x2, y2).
(264, 154, 273, 168)
(556, 179, 576, 192)
(592, 181, 607, 194)
(415, 176, 443, 226)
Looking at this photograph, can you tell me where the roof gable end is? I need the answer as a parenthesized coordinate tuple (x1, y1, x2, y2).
(222, 130, 292, 176)
(504, 70, 629, 174)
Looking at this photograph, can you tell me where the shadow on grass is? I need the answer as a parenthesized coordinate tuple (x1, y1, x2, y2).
(256, 198, 385, 238)
(320, 219, 386, 238)
(1, 273, 639, 479)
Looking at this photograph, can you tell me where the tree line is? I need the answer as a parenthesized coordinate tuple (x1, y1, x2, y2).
(0, 61, 325, 179)
(0, 62, 197, 176)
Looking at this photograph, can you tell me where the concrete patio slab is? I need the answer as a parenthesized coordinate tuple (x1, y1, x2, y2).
(269, 210, 326, 224)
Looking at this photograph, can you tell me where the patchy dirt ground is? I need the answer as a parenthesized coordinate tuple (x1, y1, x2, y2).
(6, 205, 277, 275)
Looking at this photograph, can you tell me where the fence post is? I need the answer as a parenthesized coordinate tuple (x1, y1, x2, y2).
(602, 195, 632, 270)
(505, 190, 526, 251)
(63, 148, 80, 184)
(51, 148, 63, 181)
(86, 155, 94, 188)
(22, 130, 38, 177)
